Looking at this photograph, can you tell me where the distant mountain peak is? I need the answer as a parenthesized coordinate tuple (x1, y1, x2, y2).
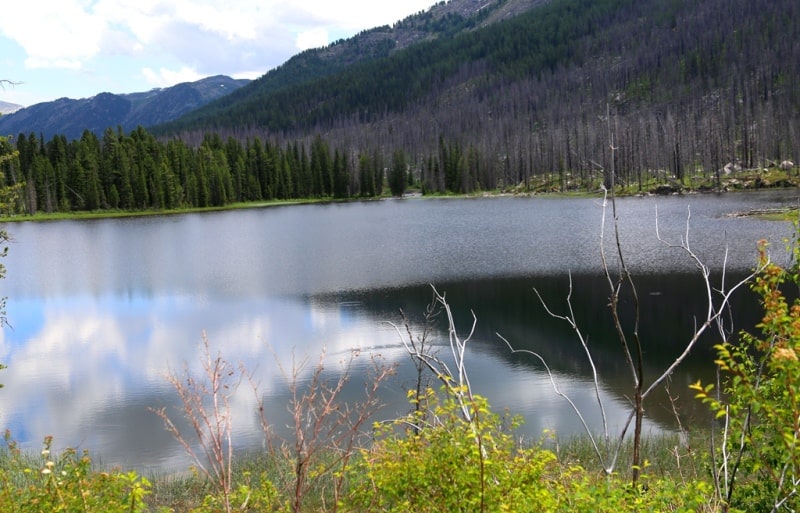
(0, 100, 24, 115)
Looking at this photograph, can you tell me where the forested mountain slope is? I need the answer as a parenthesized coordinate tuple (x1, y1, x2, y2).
(156, 0, 552, 134)
(161, 0, 800, 191)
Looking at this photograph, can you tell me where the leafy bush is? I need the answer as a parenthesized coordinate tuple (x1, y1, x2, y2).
(344, 387, 558, 512)
(693, 230, 800, 511)
(188, 470, 278, 513)
(0, 434, 156, 512)
(343, 387, 715, 512)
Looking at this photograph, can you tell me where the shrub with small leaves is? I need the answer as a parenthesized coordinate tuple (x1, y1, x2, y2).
(0, 433, 157, 513)
(344, 387, 717, 512)
(190, 471, 279, 513)
(343, 387, 561, 512)
(692, 230, 800, 511)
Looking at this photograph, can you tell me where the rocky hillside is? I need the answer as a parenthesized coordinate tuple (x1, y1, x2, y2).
(0, 75, 249, 140)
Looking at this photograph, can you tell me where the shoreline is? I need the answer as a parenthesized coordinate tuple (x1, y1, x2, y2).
(0, 180, 797, 224)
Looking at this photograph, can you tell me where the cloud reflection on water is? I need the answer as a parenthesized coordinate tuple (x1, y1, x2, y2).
(0, 290, 656, 469)
(0, 291, 653, 472)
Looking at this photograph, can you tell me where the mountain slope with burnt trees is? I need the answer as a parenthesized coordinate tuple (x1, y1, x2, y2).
(156, 0, 800, 194)
(2, 0, 799, 216)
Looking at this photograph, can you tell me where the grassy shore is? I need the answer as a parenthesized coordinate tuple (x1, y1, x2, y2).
(0, 429, 719, 512)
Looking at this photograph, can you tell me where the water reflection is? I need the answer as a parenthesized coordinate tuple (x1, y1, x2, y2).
(0, 191, 796, 472)
(0, 290, 666, 471)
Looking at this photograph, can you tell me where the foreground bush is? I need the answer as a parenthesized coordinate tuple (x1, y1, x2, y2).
(0, 434, 155, 513)
(0, 411, 723, 512)
(343, 387, 716, 512)
(693, 232, 800, 512)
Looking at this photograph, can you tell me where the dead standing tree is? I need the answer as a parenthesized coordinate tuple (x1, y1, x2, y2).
(500, 147, 765, 486)
(260, 347, 395, 513)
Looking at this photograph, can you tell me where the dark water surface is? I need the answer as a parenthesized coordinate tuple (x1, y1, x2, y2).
(0, 190, 796, 472)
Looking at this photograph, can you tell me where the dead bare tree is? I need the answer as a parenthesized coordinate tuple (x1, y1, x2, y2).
(499, 185, 766, 486)
(258, 347, 395, 513)
(397, 291, 442, 429)
(388, 286, 479, 425)
(150, 332, 245, 513)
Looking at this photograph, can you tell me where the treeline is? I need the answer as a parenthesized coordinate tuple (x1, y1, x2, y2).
(0, 127, 393, 215)
(1, 121, 558, 215)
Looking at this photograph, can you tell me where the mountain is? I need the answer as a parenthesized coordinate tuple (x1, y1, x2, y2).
(0, 75, 250, 140)
(0, 101, 23, 116)
(6, 0, 800, 217)
(156, 0, 553, 134)
(155, 0, 800, 191)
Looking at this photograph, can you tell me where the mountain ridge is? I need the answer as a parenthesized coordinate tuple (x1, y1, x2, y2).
(0, 100, 23, 116)
(0, 75, 250, 140)
(156, 0, 553, 134)
(156, 0, 799, 188)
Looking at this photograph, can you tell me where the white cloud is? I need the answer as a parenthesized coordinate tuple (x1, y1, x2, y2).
(141, 66, 204, 88)
(0, 0, 441, 102)
(295, 28, 329, 51)
(0, 0, 105, 69)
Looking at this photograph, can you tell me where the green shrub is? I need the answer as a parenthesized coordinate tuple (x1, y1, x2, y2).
(0, 434, 157, 512)
(189, 471, 279, 513)
(343, 387, 559, 512)
(556, 466, 717, 512)
(343, 387, 716, 512)
(692, 231, 800, 511)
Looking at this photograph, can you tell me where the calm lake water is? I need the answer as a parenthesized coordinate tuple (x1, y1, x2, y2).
(0, 190, 796, 472)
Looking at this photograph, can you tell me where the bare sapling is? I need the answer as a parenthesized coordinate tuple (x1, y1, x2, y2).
(151, 332, 246, 513)
(398, 290, 442, 427)
(387, 287, 496, 512)
(501, 180, 766, 486)
(261, 347, 394, 513)
(498, 107, 766, 485)
(388, 286, 480, 425)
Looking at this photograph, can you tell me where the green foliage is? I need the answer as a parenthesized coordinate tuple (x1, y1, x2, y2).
(389, 150, 407, 197)
(555, 469, 716, 512)
(188, 471, 278, 513)
(0, 434, 158, 512)
(692, 227, 800, 511)
(0, 135, 24, 216)
(344, 387, 714, 512)
(345, 387, 557, 512)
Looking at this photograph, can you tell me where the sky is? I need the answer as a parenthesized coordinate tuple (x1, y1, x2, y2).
(0, 0, 440, 107)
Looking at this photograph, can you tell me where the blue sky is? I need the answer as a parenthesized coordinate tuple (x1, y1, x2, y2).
(0, 1, 439, 107)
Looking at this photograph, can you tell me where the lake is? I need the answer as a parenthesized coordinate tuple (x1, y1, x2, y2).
(0, 190, 796, 473)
